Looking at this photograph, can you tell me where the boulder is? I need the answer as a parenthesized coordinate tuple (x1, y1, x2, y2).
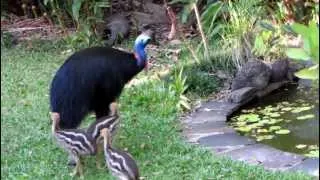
(231, 60, 272, 91)
(227, 87, 257, 104)
(270, 59, 289, 82)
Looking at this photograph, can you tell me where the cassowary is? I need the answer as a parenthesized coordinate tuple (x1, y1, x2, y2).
(50, 32, 151, 129)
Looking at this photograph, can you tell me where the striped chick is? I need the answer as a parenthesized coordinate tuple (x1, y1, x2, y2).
(87, 102, 120, 169)
(100, 128, 140, 180)
(51, 112, 97, 178)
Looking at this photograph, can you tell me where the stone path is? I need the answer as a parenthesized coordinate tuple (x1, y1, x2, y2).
(181, 99, 319, 177)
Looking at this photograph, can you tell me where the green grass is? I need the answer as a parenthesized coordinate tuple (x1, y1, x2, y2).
(1, 41, 313, 180)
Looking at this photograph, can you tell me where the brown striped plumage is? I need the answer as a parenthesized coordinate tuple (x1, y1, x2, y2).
(87, 102, 120, 142)
(100, 128, 140, 180)
(51, 112, 97, 178)
(87, 102, 120, 168)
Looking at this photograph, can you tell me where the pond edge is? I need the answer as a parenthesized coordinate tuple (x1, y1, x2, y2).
(181, 87, 319, 177)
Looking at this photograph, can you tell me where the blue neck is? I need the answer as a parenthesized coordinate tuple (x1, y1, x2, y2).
(134, 43, 147, 67)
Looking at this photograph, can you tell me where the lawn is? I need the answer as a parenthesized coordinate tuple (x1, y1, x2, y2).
(1, 41, 313, 180)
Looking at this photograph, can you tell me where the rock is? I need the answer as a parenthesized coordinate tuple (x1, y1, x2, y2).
(223, 144, 305, 170)
(198, 133, 256, 147)
(256, 81, 288, 98)
(231, 60, 272, 91)
(287, 60, 304, 81)
(270, 59, 289, 82)
(227, 87, 257, 104)
(289, 158, 319, 177)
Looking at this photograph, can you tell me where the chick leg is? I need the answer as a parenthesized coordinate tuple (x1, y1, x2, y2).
(96, 142, 104, 169)
(66, 150, 76, 167)
(78, 157, 84, 179)
(69, 153, 81, 177)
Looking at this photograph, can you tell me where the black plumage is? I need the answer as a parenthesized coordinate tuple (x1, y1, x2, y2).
(50, 33, 151, 129)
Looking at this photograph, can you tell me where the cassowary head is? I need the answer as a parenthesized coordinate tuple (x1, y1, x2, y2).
(133, 31, 152, 68)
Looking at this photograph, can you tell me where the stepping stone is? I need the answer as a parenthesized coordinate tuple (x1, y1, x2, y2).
(198, 101, 240, 116)
(223, 144, 305, 171)
(198, 133, 255, 147)
(186, 120, 234, 134)
(186, 111, 226, 124)
(289, 158, 319, 177)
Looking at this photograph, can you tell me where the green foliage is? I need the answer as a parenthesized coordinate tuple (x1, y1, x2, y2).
(265, 0, 317, 24)
(169, 67, 191, 111)
(252, 21, 292, 60)
(286, 20, 319, 80)
(220, 0, 265, 68)
(44, 0, 109, 43)
(63, 23, 103, 50)
(199, 1, 223, 49)
(1, 31, 14, 49)
(44, 0, 109, 49)
(182, 61, 221, 97)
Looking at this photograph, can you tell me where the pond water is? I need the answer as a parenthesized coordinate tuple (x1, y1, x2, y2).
(229, 83, 319, 157)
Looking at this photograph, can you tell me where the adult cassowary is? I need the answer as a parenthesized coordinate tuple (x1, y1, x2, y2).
(50, 32, 151, 129)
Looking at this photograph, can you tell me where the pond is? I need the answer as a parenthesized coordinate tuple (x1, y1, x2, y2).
(229, 83, 319, 157)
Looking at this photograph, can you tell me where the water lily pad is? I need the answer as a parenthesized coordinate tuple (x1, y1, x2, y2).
(266, 119, 278, 125)
(235, 121, 247, 126)
(247, 123, 260, 129)
(296, 144, 307, 149)
(260, 119, 270, 124)
(256, 135, 274, 141)
(257, 129, 269, 133)
(254, 122, 265, 127)
(281, 107, 293, 111)
(237, 114, 260, 122)
(297, 114, 315, 120)
(269, 113, 281, 118)
(282, 101, 290, 105)
(305, 150, 319, 158)
(235, 127, 251, 132)
(291, 106, 312, 113)
(275, 129, 291, 135)
(308, 145, 318, 150)
(269, 126, 281, 131)
(264, 135, 274, 140)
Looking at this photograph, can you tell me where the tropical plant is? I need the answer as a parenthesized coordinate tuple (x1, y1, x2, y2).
(169, 67, 190, 111)
(252, 21, 294, 60)
(220, 0, 265, 68)
(44, 0, 109, 31)
(286, 20, 319, 80)
(63, 23, 103, 50)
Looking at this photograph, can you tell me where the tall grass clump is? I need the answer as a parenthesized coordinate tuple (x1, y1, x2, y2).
(219, 0, 265, 69)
